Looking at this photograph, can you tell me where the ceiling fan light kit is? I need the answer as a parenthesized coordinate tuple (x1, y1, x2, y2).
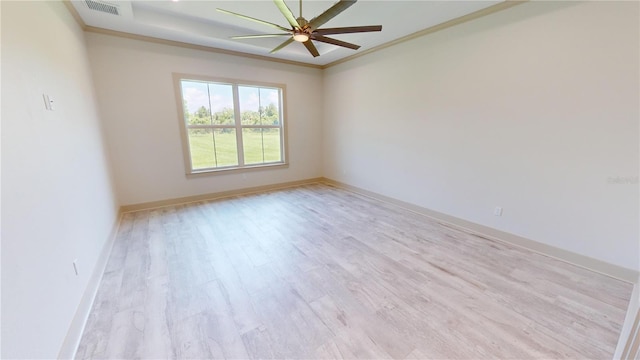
(293, 33, 309, 42)
(217, 0, 382, 58)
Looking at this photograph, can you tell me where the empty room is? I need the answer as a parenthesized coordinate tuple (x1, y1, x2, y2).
(2, 0, 639, 358)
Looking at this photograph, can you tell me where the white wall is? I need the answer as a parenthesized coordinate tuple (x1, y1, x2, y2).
(86, 33, 323, 206)
(1, 2, 119, 359)
(323, 1, 639, 271)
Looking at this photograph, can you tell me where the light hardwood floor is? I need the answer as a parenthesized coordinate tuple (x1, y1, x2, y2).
(76, 183, 632, 359)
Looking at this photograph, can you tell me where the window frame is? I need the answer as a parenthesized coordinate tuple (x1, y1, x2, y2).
(173, 73, 289, 176)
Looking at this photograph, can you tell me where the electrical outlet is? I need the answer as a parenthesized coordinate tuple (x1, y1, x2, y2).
(72, 259, 79, 276)
(42, 94, 55, 111)
(494, 207, 503, 216)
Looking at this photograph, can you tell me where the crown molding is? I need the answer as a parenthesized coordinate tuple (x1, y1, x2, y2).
(62, 1, 526, 71)
(62, 0, 87, 29)
(322, 1, 527, 69)
(84, 26, 323, 69)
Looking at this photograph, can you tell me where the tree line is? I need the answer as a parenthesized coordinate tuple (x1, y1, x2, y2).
(185, 103, 279, 134)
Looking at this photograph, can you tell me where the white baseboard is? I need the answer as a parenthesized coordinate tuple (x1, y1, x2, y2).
(118, 176, 637, 282)
(55, 177, 323, 357)
(56, 177, 639, 358)
(321, 177, 638, 283)
(616, 280, 640, 359)
(120, 177, 325, 213)
(321, 177, 640, 359)
(57, 211, 122, 359)
(120, 176, 637, 282)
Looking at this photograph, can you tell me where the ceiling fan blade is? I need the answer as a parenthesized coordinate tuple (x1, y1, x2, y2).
(309, 0, 357, 30)
(303, 40, 320, 57)
(232, 34, 292, 39)
(314, 25, 382, 35)
(217, 8, 290, 32)
(273, 0, 300, 29)
(312, 34, 360, 50)
(270, 38, 295, 53)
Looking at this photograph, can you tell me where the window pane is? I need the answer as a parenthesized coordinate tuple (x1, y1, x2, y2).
(181, 81, 211, 126)
(260, 88, 280, 125)
(239, 86, 281, 126)
(242, 128, 264, 164)
(242, 128, 282, 165)
(188, 128, 238, 170)
(213, 129, 239, 167)
(239, 86, 260, 126)
(188, 128, 215, 169)
(209, 84, 235, 125)
(178, 77, 285, 174)
(262, 128, 282, 162)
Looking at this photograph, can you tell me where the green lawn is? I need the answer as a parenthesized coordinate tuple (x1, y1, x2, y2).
(188, 129, 281, 169)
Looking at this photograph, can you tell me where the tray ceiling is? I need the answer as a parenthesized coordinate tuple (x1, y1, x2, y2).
(71, 0, 504, 66)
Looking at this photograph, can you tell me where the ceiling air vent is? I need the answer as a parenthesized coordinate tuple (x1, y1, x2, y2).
(84, 0, 120, 16)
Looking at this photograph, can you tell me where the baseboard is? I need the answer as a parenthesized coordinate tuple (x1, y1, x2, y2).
(57, 209, 123, 359)
(55, 177, 638, 358)
(121, 176, 637, 282)
(622, 308, 640, 359)
(616, 281, 640, 359)
(320, 177, 638, 283)
(320, 177, 640, 356)
(119, 177, 324, 213)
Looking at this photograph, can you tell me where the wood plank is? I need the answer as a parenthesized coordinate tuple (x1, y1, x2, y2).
(77, 184, 633, 359)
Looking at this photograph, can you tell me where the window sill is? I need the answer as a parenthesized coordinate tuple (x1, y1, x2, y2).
(185, 162, 289, 178)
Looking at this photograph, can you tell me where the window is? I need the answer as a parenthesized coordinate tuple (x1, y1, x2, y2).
(174, 74, 287, 175)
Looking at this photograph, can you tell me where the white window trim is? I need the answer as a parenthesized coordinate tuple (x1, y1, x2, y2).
(173, 73, 289, 176)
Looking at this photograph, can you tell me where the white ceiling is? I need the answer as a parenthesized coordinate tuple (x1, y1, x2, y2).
(71, 0, 503, 66)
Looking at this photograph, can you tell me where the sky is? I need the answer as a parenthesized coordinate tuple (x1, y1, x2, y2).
(181, 80, 280, 114)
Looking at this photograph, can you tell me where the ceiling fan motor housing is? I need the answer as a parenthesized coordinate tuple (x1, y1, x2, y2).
(296, 17, 308, 28)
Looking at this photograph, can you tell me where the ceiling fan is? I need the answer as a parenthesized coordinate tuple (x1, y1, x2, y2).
(217, 0, 382, 58)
